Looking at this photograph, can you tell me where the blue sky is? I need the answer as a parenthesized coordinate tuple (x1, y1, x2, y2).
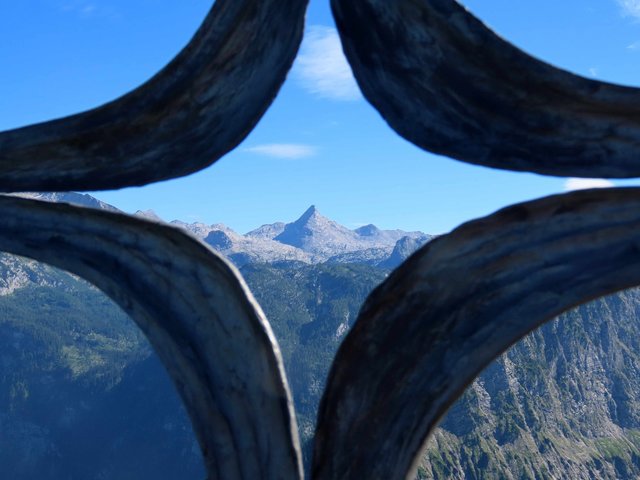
(2, 0, 640, 234)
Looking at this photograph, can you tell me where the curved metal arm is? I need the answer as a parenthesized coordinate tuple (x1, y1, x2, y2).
(0, 196, 303, 480)
(313, 188, 640, 480)
(0, 0, 308, 191)
(332, 0, 640, 178)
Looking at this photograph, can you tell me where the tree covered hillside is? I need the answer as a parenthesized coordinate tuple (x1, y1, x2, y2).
(2, 255, 640, 478)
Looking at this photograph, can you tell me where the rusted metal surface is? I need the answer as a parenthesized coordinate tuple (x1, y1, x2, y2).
(332, 0, 640, 178)
(313, 188, 640, 480)
(0, 0, 308, 191)
(0, 196, 303, 480)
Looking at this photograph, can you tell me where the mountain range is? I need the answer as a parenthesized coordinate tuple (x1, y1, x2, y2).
(11, 192, 433, 268)
(4, 192, 640, 479)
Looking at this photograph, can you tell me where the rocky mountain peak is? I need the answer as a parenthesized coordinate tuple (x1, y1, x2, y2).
(134, 209, 163, 222)
(18, 193, 433, 268)
(204, 230, 234, 250)
(298, 204, 319, 221)
(379, 234, 433, 269)
(8, 192, 121, 213)
(290, 205, 331, 229)
(355, 224, 380, 237)
(275, 206, 356, 257)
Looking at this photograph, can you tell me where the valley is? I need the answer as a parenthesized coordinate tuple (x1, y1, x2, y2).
(2, 193, 640, 479)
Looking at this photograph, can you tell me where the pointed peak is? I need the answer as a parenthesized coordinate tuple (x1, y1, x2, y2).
(296, 205, 322, 223)
(304, 204, 318, 215)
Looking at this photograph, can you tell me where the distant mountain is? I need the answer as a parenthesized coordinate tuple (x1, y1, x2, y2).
(4, 192, 640, 479)
(0, 255, 77, 296)
(379, 233, 434, 269)
(173, 221, 312, 266)
(5, 193, 433, 267)
(273, 205, 362, 259)
(249, 205, 432, 265)
(266, 205, 427, 262)
(245, 221, 287, 240)
(9, 192, 121, 213)
(134, 209, 163, 222)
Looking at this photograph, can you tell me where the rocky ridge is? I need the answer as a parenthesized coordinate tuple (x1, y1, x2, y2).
(9, 193, 433, 268)
(3, 193, 640, 479)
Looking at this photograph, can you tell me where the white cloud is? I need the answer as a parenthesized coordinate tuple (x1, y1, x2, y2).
(58, 1, 118, 19)
(245, 144, 317, 159)
(294, 26, 361, 101)
(564, 178, 615, 191)
(628, 41, 640, 50)
(588, 67, 599, 77)
(617, 0, 640, 18)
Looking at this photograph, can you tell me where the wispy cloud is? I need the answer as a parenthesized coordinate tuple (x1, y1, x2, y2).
(245, 143, 317, 159)
(294, 26, 361, 101)
(564, 178, 615, 191)
(58, 1, 118, 19)
(617, 0, 640, 19)
(588, 67, 599, 77)
(627, 41, 640, 50)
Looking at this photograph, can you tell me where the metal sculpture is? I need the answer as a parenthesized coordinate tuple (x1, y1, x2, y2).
(0, 196, 302, 480)
(331, 0, 640, 178)
(1, 0, 638, 479)
(313, 188, 640, 479)
(0, 0, 307, 190)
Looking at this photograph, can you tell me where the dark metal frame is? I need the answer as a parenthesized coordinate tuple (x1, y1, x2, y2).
(2, 1, 638, 478)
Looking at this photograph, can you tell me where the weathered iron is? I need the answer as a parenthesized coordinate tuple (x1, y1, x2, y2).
(314, 188, 640, 479)
(0, 0, 308, 191)
(2, 1, 640, 479)
(0, 196, 302, 480)
(332, 0, 640, 178)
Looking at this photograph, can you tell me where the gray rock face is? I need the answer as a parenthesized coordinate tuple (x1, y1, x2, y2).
(260, 205, 430, 264)
(327, 248, 392, 266)
(0, 255, 76, 296)
(418, 288, 640, 480)
(274, 206, 359, 259)
(379, 234, 434, 269)
(5, 194, 434, 268)
(173, 221, 312, 267)
(9, 192, 121, 213)
(246, 222, 287, 240)
(138, 203, 433, 267)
